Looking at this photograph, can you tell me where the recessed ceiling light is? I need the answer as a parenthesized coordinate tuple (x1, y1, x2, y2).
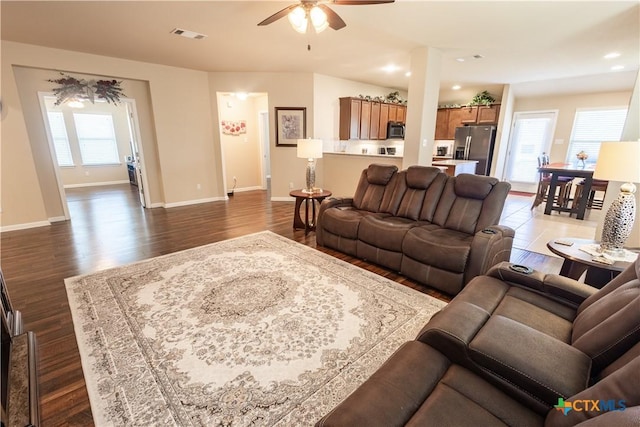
(452, 85, 461, 90)
(405, 71, 412, 77)
(235, 92, 248, 101)
(604, 52, 621, 59)
(382, 64, 400, 73)
(611, 65, 625, 71)
(456, 58, 465, 62)
(472, 54, 484, 60)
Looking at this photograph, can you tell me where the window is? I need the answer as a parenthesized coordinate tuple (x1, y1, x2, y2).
(73, 113, 120, 165)
(46, 111, 74, 166)
(566, 107, 627, 164)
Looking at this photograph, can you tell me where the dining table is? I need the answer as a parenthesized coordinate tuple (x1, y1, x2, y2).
(538, 162, 595, 220)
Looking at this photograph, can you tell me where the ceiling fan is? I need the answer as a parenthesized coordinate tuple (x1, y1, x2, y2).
(258, 0, 395, 34)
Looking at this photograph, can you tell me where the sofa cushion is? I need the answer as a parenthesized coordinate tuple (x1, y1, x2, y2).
(321, 208, 385, 240)
(403, 227, 473, 273)
(352, 165, 401, 212)
(358, 216, 427, 252)
(454, 173, 498, 199)
(571, 279, 640, 373)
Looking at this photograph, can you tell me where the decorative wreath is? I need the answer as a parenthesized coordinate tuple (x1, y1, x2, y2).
(48, 73, 125, 105)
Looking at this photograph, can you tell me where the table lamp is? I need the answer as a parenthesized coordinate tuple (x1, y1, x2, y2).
(297, 138, 323, 193)
(593, 140, 640, 255)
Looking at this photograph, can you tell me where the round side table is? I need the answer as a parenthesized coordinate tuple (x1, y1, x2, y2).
(546, 237, 636, 288)
(289, 189, 332, 235)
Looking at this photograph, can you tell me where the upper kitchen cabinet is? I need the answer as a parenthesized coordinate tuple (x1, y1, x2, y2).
(477, 104, 501, 124)
(435, 109, 450, 140)
(388, 104, 407, 124)
(339, 97, 406, 140)
(339, 97, 361, 140)
(436, 104, 501, 140)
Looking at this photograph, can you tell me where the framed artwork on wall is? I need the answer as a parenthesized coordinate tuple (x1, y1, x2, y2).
(275, 107, 306, 147)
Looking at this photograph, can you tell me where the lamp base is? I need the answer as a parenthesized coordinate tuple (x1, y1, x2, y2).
(304, 158, 316, 194)
(599, 182, 636, 253)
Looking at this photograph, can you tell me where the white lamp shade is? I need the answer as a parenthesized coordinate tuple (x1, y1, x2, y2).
(593, 141, 640, 183)
(297, 139, 323, 159)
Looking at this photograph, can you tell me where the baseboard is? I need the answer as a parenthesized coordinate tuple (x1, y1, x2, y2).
(64, 180, 130, 188)
(270, 197, 295, 202)
(164, 196, 226, 208)
(48, 216, 68, 223)
(1, 221, 50, 233)
(231, 186, 264, 193)
(148, 203, 165, 208)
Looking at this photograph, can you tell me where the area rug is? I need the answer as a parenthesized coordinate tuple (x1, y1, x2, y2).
(65, 231, 446, 426)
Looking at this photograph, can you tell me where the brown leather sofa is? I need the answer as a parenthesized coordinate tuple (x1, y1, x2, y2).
(316, 164, 514, 295)
(316, 258, 640, 426)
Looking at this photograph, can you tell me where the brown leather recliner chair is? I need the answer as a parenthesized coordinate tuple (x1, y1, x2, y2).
(317, 258, 640, 426)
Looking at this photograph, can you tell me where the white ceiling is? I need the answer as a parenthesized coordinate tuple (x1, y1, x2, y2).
(2, 1, 638, 101)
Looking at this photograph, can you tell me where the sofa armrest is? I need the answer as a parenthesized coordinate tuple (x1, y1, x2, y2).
(469, 315, 591, 407)
(415, 301, 490, 366)
(316, 197, 355, 246)
(487, 262, 597, 306)
(465, 225, 515, 283)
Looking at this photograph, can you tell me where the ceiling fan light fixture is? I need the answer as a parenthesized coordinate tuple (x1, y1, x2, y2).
(310, 6, 329, 33)
(288, 6, 308, 33)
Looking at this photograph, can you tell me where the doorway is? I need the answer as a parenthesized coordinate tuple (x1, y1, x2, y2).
(38, 93, 150, 219)
(216, 92, 269, 197)
(504, 111, 558, 193)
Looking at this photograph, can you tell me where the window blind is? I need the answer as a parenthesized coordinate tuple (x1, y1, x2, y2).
(566, 108, 627, 164)
(73, 113, 120, 165)
(47, 111, 74, 167)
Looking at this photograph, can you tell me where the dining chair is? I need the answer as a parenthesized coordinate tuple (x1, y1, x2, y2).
(531, 154, 573, 210)
(572, 179, 609, 210)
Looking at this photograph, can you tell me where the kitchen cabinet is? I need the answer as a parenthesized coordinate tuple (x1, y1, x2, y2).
(435, 104, 500, 140)
(477, 104, 501, 124)
(339, 97, 407, 140)
(435, 109, 450, 140)
(339, 97, 361, 140)
(360, 101, 371, 140)
(370, 101, 381, 140)
(378, 103, 389, 139)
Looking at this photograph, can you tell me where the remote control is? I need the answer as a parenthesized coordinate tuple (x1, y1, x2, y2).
(554, 239, 574, 246)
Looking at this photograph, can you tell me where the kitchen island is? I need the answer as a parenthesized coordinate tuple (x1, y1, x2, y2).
(431, 159, 479, 176)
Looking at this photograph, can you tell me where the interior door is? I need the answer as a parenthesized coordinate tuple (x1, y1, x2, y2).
(125, 101, 148, 207)
(505, 111, 557, 192)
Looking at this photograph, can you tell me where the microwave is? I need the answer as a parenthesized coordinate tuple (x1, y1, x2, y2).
(387, 122, 405, 139)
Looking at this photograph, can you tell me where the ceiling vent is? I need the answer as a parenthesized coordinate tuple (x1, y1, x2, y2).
(170, 28, 207, 40)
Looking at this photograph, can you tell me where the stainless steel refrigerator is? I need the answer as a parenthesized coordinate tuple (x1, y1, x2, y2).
(453, 125, 497, 176)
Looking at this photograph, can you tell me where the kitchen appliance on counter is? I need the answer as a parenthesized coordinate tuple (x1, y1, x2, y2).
(387, 122, 405, 139)
(453, 125, 496, 175)
(436, 146, 448, 156)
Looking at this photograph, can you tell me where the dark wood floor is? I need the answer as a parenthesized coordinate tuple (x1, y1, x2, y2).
(1, 185, 561, 426)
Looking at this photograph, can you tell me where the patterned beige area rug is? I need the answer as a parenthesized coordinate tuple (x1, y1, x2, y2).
(65, 231, 446, 426)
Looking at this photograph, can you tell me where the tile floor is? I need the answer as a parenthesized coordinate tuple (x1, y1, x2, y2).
(501, 193, 604, 258)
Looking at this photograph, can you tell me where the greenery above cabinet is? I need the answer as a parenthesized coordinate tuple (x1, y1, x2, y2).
(340, 97, 407, 140)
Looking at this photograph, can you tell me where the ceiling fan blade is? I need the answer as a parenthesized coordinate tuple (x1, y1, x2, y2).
(331, 0, 395, 5)
(318, 4, 346, 30)
(257, 4, 298, 26)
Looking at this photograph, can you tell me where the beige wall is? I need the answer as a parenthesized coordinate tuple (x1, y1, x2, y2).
(207, 72, 314, 199)
(1, 41, 221, 228)
(217, 93, 264, 192)
(513, 91, 632, 163)
(322, 154, 402, 198)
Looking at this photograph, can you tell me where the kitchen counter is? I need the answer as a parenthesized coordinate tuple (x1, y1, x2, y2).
(324, 151, 403, 158)
(432, 159, 478, 176)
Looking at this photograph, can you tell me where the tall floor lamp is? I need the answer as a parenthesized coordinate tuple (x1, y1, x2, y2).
(297, 138, 323, 193)
(593, 141, 640, 255)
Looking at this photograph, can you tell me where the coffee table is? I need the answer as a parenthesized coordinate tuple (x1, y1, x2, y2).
(290, 189, 332, 235)
(546, 237, 637, 288)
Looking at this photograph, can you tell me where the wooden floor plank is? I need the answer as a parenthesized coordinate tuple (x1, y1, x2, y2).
(1, 184, 561, 426)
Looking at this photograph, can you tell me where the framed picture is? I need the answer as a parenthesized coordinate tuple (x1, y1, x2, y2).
(275, 107, 306, 147)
